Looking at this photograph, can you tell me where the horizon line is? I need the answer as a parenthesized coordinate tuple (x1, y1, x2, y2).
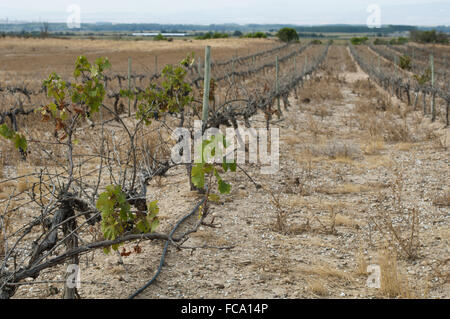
(0, 21, 449, 28)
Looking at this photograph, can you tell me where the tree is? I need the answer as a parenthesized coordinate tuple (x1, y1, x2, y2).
(350, 37, 368, 45)
(40, 21, 49, 38)
(233, 30, 243, 37)
(154, 33, 167, 41)
(276, 27, 299, 43)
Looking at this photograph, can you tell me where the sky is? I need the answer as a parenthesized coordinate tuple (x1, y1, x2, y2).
(0, 0, 449, 26)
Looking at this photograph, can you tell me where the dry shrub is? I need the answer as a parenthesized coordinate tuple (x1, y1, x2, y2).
(426, 258, 450, 294)
(272, 195, 314, 235)
(268, 189, 288, 234)
(359, 111, 412, 143)
(137, 128, 171, 171)
(370, 172, 421, 260)
(306, 114, 323, 138)
(383, 117, 413, 143)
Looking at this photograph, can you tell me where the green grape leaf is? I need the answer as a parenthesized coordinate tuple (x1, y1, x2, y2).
(150, 218, 160, 233)
(13, 134, 27, 152)
(218, 179, 231, 194)
(0, 124, 14, 139)
(191, 163, 205, 189)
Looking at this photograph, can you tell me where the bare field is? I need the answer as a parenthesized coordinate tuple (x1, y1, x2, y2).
(0, 37, 276, 81)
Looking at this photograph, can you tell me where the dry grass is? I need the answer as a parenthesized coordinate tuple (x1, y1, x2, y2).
(395, 142, 414, 151)
(357, 115, 384, 139)
(378, 248, 414, 298)
(326, 45, 357, 73)
(0, 36, 273, 54)
(352, 79, 379, 100)
(359, 113, 413, 143)
(307, 279, 329, 296)
(298, 76, 344, 104)
(282, 134, 301, 146)
(301, 141, 361, 161)
(298, 263, 355, 284)
(335, 214, 360, 229)
(313, 105, 333, 120)
(355, 249, 368, 276)
(0, 37, 276, 82)
(318, 183, 372, 195)
(0, 181, 16, 200)
(15, 164, 35, 194)
(430, 131, 448, 150)
(362, 137, 385, 155)
(364, 155, 394, 169)
(0, 142, 22, 167)
(433, 189, 450, 207)
(383, 118, 413, 143)
(0, 200, 12, 257)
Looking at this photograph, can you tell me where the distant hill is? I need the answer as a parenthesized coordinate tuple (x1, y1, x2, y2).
(0, 22, 447, 35)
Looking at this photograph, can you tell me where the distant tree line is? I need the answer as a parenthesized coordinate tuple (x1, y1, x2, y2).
(295, 25, 416, 34)
(297, 33, 325, 38)
(409, 30, 449, 44)
(195, 32, 229, 40)
(0, 22, 422, 34)
(241, 32, 268, 39)
(373, 37, 408, 45)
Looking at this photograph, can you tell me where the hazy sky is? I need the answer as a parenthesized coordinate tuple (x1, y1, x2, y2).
(0, 0, 449, 25)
